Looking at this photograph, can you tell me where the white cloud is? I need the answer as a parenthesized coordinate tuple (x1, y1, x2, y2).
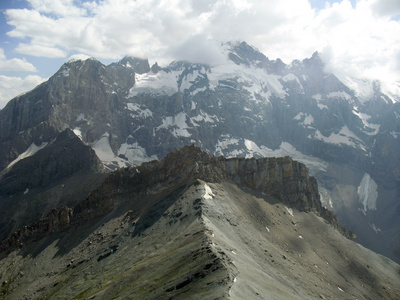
(27, 0, 87, 17)
(168, 35, 227, 65)
(0, 48, 37, 72)
(0, 75, 47, 109)
(16, 43, 67, 58)
(370, 0, 400, 17)
(2, 0, 400, 99)
(312, 0, 400, 98)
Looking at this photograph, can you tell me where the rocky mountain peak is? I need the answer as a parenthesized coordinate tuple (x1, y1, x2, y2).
(56, 56, 103, 78)
(307, 51, 322, 64)
(227, 41, 270, 66)
(0, 128, 104, 195)
(118, 56, 150, 74)
(150, 61, 162, 73)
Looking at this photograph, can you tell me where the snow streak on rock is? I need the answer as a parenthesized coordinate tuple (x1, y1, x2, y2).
(7, 142, 48, 169)
(92, 132, 128, 170)
(357, 173, 378, 215)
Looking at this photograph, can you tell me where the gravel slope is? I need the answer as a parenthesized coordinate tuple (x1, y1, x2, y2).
(0, 180, 399, 299)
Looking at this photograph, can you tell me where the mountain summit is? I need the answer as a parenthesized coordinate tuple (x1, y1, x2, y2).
(0, 41, 399, 266)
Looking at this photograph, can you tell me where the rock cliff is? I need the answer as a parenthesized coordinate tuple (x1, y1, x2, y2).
(0, 145, 354, 253)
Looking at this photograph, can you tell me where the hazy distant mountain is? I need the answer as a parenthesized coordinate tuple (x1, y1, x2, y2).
(0, 41, 399, 266)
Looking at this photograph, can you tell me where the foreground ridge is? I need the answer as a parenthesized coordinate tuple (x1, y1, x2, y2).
(0, 146, 399, 299)
(1, 145, 352, 252)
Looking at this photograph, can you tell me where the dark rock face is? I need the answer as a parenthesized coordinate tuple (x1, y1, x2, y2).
(0, 128, 103, 194)
(0, 129, 105, 242)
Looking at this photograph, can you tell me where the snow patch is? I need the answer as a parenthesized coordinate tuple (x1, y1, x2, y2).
(24, 188, 29, 195)
(244, 139, 265, 158)
(190, 86, 207, 96)
(282, 73, 299, 82)
(126, 103, 153, 118)
(203, 184, 215, 200)
(282, 73, 304, 92)
(284, 206, 294, 216)
(308, 126, 364, 149)
(190, 110, 217, 126)
(357, 173, 378, 214)
(7, 142, 48, 169)
(73, 127, 82, 140)
(243, 139, 327, 174)
(92, 132, 128, 169)
(327, 91, 352, 101)
(208, 60, 285, 102)
(179, 70, 201, 91)
(157, 112, 191, 138)
(118, 141, 157, 166)
(390, 131, 398, 139)
(128, 70, 179, 97)
(76, 113, 85, 122)
(319, 187, 334, 209)
(352, 109, 380, 135)
(312, 94, 322, 101)
(294, 112, 314, 126)
(215, 135, 241, 157)
(312, 94, 328, 110)
(371, 223, 381, 234)
(61, 66, 70, 77)
(341, 76, 374, 102)
(68, 54, 92, 63)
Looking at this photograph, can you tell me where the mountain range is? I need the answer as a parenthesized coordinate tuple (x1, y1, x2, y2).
(0, 41, 399, 298)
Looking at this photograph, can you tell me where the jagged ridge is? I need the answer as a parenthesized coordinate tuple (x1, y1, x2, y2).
(0, 145, 354, 252)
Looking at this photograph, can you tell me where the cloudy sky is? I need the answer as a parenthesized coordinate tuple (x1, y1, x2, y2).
(0, 0, 399, 108)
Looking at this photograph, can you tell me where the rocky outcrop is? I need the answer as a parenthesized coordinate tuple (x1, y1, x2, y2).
(0, 145, 354, 253)
(0, 129, 105, 242)
(129, 145, 323, 212)
(0, 206, 73, 250)
(0, 128, 104, 195)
